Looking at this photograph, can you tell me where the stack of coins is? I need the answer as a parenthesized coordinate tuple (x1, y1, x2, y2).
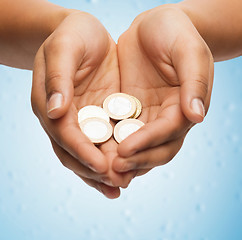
(78, 106, 112, 145)
(78, 93, 144, 144)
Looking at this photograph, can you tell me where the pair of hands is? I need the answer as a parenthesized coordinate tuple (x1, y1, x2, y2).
(31, 5, 214, 199)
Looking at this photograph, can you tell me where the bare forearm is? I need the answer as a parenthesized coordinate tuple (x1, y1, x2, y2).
(178, 0, 242, 61)
(0, 0, 70, 69)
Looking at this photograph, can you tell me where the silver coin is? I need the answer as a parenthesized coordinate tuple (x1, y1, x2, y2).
(79, 117, 113, 144)
(78, 105, 110, 123)
(103, 93, 136, 120)
(114, 119, 145, 143)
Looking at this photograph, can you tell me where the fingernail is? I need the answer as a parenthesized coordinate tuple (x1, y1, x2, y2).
(88, 164, 99, 173)
(47, 92, 63, 116)
(101, 177, 114, 187)
(191, 98, 205, 118)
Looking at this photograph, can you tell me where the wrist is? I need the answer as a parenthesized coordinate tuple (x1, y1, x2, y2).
(176, 1, 242, 61)
(154, 3, 209, 44)
(0, 1, 78, 69)
(176, 2, 210, 50)
(45, 8, 79, 36)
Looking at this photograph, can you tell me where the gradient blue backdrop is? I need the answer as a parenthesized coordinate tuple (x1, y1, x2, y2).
(0, 0, 241, 239)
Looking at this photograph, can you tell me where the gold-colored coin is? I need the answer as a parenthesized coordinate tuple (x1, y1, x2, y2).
(114, 119, 145, 143)
(103, 93, 137, 121)
(79, 117, 113, 145)
(78, 105, 110, 123)
(130, 96, 142, 119)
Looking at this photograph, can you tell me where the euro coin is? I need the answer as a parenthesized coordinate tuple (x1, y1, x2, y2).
(103, 93, 137, 120)
(130, 96, 142, 119)
(114, 119, 145, 143)
(78, 105, 110, 123)
(79, 117, 113, 144)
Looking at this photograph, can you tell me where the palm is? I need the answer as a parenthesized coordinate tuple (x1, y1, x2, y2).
(32, 14, 133, 197)
(60, 36, 135, 187)
(72, 38, 122, 180)
(115, 12, 193, 176)
(119, 25, 190, 134)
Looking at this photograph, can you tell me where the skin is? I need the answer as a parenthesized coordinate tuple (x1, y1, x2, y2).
(0, 0, 67, 69)
(31, 12, 135, 199)
(113, 1, 242, 178)
(1, 0, 242, 199)
(179, 0, 242, 62)
(113, 6, 214, 175)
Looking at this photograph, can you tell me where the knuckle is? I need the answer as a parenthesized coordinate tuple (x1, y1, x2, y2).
(45, 71, 63, 97)
(184, 73, 209, 99)
(193, 76, 209, 97)
(46, 71, 63, 84)
(46, 71, 63, 81)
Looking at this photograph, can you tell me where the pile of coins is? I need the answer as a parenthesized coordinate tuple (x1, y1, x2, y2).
(78, 93, 144, 144)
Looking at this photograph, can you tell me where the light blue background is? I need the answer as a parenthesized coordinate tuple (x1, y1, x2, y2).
(0, 0, 242, 239)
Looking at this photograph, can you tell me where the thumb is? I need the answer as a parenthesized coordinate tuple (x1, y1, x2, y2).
(44, 37, 84, 119)
(173, 40, 214, 123)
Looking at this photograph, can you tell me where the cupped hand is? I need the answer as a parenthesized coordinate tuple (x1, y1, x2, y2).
(31, 11, 133, 199)
(113, 6, 214, 176)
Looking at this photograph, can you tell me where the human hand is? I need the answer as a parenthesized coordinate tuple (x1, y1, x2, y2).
(31, 11, 134, 199)
(113, 6, 214, 176)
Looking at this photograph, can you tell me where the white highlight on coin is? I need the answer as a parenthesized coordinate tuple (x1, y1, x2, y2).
(103, 93, 136, 120)
(108, 96, 131, 116)
(114, 119, 145, 143)
(79, 118, 113, 144)
(83, 120, 108, 139)
(78, 105, 110, 123)
(119, 123, 140, 140)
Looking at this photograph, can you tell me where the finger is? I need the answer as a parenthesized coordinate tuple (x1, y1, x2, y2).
(113, 137, 184, 172)
(44, 34, 85, 119)
(44, 12, 112, 119)
(77, 174, 121, 199)
(98, 138, 137, 188)
(48, 108, 108, 173)
(136, 169, 151, 177)
(118, 103, 191, 158)
(32, 50, 108, 174)
(51, 140, 106, 181)
(172, 26, 214, 123)
(106, 170, 137, 189)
